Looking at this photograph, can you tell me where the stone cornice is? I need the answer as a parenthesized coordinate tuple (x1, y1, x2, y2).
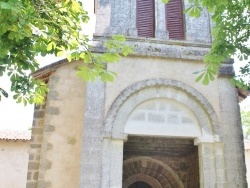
(218, 64, 235, 77)
(92, 35, 211, 61)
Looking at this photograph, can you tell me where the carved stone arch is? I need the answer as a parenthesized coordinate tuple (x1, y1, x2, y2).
(123, 157, 184, 188)
(104, 78, 220, 141)
(123, 174, 163, 188)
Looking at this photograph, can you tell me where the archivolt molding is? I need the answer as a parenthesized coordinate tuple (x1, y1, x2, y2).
(123, 174, 163, 188)
(105, 78, 220, 141)
(123, 156, 184, 188)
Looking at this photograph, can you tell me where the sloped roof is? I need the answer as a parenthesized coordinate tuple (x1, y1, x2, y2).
(238, 89, 249, 102)
(32, 58, 68, 81)
(0, 129, 31, 141)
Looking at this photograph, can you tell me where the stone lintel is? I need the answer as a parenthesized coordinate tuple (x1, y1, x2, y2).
(92, 35, 211, 61)
(103, 133, 128, 141)
(194, 136, 217, 145)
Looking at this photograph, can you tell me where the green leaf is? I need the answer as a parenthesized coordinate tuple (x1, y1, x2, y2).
(57, 51, 64, 57)
(195, 73, 205, 82)
(8, 32, 15, 40)
(0, 2, 12, 10)
(202, 74, 209, 85)
(17, 96, 22, 103)
(112, 35, 126, 42)
(208, 72, 215, 81)
(47, 42, 55, 51)
(23, 98, 27, 106)
(66, 54, 72, 62)
(184, 6, 202, 18)
(0, 88, 8, 98)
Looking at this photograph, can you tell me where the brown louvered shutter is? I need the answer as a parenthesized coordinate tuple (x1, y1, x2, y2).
(165, 0, 184, 40)
(136, 0, 155, 38)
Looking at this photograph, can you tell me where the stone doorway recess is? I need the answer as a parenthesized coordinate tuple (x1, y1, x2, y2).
(122, 136, 199, 188)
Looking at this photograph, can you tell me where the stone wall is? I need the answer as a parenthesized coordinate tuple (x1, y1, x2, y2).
(26, 104, 46, 188)
(0, 140, 30, 188)
(95, 0, 212, 43)
(100, 55, 246, 187)
(38, 62, 86, 188)
(187, 150, 199, 188)
(26, 61, 86, 188)
(105, 56, 220, 120)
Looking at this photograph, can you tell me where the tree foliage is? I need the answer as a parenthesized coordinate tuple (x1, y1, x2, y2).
(1, 0, 250, 105)
(0, 0, 132, 105)
(163, 0, 250, 88)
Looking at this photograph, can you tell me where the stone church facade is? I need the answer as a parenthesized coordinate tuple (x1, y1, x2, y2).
(26, 0, 247, 187)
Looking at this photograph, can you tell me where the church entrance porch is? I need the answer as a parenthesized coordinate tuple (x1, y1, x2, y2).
(122, 136, 199, 188)
(100, 79, 225, 188)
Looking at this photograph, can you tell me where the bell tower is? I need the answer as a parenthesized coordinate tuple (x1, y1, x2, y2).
(78, 0, 247, 188)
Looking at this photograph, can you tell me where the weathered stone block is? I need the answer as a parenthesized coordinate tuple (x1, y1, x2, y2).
(35, 105, 41, 110)
(34, 111, 45, 118)
(180, 162, 188, 171)
(26, 182, 38, 188)
(46, 143, 53, 151)
(32, 128, 43, 135)
(38, 180, 51, 188)
(30, 144, 41, 149)
(36, 136, 43, 143)
(40, 160, 52, 171)
(27, 171, 32, 180)
(46, 107, 59, 115)
(28, 162, 40, 170)
(47, 90, 59, 100)
(44, 125, 55, 132)
(36, 155, 40, 161)
(32, 120, 36, 127)
(148, 113, 165, 123)
(35, 119, 45, 127)
(29, 154, 34, 160)
(33, 172, 39, 180)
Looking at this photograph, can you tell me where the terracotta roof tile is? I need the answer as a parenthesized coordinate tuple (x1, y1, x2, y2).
(0, 129, 31, 141)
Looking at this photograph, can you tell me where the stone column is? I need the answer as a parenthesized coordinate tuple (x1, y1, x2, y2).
(95, 0, 111, 35)
(214, 143, 226, 187)
(155, 0, 168, 39)
(196, 141, 217, 188)
(109, 0, 130, 35)
(79, 81, 105, 188)
(195, 139, 226, 187)
(101, 138, 124, 188)
(128, 0, 138, 36)
(218, 76, 247, 187)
